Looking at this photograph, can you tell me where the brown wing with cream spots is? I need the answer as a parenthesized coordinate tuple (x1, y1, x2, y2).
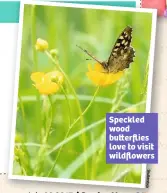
(107, 26, 135, 73)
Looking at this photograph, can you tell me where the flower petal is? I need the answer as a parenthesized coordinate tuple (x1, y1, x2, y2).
(88, 64, 92, 72)
(31, 72, 45, 83)
(35, 82, 59, 95)
(31, 70, 63, 95)
(108, 71, 124, 84)
(94, 63, 104, 72)
(35, 38, 48, 51)
(87, 63, 124, 86)
(87, 71, 107, 86)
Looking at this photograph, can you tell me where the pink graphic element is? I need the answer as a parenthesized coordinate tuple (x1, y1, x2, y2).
(164, 9, 167, 17)
(141, 0, 166, 16)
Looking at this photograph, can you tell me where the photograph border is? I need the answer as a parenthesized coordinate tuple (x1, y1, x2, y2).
(8, 0, 157, 188)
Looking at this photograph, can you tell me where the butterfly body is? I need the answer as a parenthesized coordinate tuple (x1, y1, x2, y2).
(77, 26, 135, 74)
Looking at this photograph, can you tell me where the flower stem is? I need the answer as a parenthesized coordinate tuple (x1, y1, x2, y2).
(141, 57, 149, 101)
(31, 5, 41, 139)
(34, 96, 52, 176)
(31, 5, 37, 71)
(69, 86, 100, 130)
(18, 159, 27, 176)
(45, 96, 53, 142)
(60, 85, 72, 127)
(18, 94, 27, 141)
(44, 51, 83, 126)
(45, 50, 88, 178)
(47, 86, 100, 177)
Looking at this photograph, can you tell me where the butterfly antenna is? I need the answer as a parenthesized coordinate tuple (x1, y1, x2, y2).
(76, 45, 102, 64)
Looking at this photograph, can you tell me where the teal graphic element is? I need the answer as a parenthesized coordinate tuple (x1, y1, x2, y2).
(0, 1, 20, 23)
(0, 1, 136, 23)
(60, 1, 136, 7)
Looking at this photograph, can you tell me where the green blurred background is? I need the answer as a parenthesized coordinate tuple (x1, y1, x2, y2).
(13, 4, 153, 184)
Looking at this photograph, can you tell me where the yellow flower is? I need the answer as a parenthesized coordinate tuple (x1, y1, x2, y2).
(35, 38, 48, 51)
(31, 71, 63, 95)
(86, 63, 124, 86)
(50, 49, 59, 58)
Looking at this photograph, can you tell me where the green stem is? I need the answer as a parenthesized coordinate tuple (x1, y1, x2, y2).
(110, 80, 128, 113)
(45, 50, 84, 127)
(111, 92, 127, 112)
(47, 86, 100, 177)
(45, 50, 88, 178)
(34, 96, 52, 176)
(17, 96, 33, 174)
(141, 58, 149, 101)
(45, 96, 53, 142)
(69, 86, 100, 130)
(31, 5, 37, 71)
(90, 130, 96, 179)
(91, 132, 105, 179)
(17, 157, 27, 176)
(118, 101, 146, 113)
(31, 5, 41, 143)
(18, 94, 27, 141)
(60, 85, 72, 127)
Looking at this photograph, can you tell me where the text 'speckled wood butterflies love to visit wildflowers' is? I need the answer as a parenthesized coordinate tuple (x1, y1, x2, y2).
(77, 26, 135, 73)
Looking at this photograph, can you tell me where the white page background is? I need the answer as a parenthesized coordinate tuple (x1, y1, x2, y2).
(0, 24, 18, 173)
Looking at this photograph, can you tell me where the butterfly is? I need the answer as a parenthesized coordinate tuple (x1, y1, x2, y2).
(77, 26, 135, 73)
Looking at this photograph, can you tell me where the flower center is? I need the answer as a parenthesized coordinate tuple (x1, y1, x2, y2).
(51, 75, 60, 83)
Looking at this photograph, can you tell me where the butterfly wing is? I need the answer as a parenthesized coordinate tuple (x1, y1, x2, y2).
(106, 26, 135, 73)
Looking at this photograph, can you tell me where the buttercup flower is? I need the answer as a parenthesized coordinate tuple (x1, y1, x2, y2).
(31, 71, 63, 95)
(86, 63, 124, 86)
(50, 49, 59, 58)
(35, 38, 48, 51)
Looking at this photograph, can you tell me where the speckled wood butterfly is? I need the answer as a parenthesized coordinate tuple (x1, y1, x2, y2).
(77, 26, 135, 73)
